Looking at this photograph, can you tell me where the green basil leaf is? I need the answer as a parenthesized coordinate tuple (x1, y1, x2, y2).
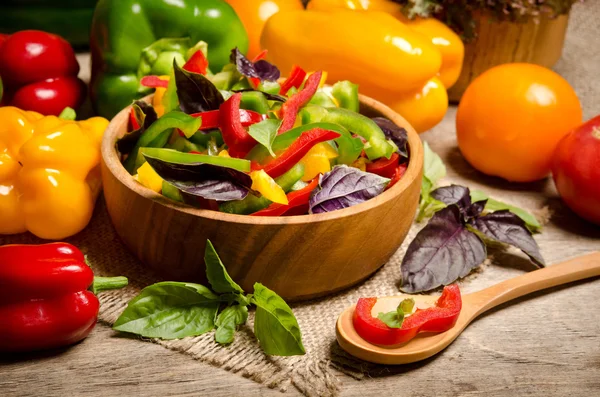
(247, 119, 281, 157)
(215, 305, 249, 345)
(113, 281, 219, 339)
(252, 283, 305, 356)
(422, 142, 446, 195)
(205, 240, 244, 294)
(377, 310, 404, 328)
(470, 189, 541, 231)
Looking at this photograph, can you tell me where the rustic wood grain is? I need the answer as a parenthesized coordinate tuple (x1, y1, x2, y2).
(101, 95, 423, 301)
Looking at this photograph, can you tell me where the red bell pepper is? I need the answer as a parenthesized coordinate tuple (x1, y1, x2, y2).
(219, 93, 258, 158)
(366, 153, 400, 179)
(251, 177, 319, 216)
(259, 128, 341, 178)
(278, 71, 323, 134)
(0, 30, 85, 116)
(177, 108, 264, 137)
(129, 107, 141, 130)
(352, 284, 462, 346)
(183, 49, 209, 75)
(387, 163, 408, 190)
(0, 243, 128, 352)
(140, 75, 170, 89)
(280, 65, 307, 96)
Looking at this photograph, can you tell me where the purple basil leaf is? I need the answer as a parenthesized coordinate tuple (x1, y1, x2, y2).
(144, 156, 252, 201)
(471, 210, 545, 267)
(309, 165, 389, 214)
(230, 48, 280, 82)
(117, 101, 157, 155)
(232, 89, 286, 102)
(173, 60, 224, 114)
(400, 205, 487, 293)
(372, 117, 408, 159)
(468, 200, 487, 218)
(431, 185, 472, 209)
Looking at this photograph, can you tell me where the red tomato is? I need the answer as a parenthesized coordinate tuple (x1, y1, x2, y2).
(552, 116, 600, 225)
(10, 77, 86, 116)
(0, 30, 79, 87)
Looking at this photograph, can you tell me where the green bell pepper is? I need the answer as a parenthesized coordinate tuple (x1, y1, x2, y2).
(90, 0, 249, 118)
(240, 92, 270, 114)
(140, 148, 251, 172)
(162, 181, 183, 202)
(331, 81, 359, 112)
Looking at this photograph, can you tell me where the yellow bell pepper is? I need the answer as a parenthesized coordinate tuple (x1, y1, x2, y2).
(250, 170, 288, 204)
(153, 75, 170, 117)
(298, 142, 338, 181)
(0, 107, 108, 240)
(262, 10, 442, 95)
(135, 162, 163, 193)
(307, 0, 464, 89)
(262, 9, 450, 133)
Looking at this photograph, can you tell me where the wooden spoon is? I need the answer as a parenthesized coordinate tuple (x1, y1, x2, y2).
(336, 252, 600, 365)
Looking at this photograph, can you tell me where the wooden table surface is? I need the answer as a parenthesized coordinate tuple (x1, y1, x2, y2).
(2, 56, 600, 397)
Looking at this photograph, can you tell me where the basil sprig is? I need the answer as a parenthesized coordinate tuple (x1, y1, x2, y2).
(113, 240, 305, 356)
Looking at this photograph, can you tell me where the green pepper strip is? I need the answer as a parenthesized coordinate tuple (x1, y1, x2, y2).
(246, 122, 363, 165)
(162, 181, 183, 202)
(219, 163, 305, 215)
(240, 91, 270, 114)
(308, 91, 337, 108)
(140, 148, 251, 172)
(300, 106, 393, 160)
(124, 111, 202, 174)
(331, 81, 359, 112)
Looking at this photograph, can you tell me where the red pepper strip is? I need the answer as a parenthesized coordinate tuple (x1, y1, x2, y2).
(0, 243, 127, 352)
(251, 178, 319, 216)
(219, 93, 258, 158)
(129, 107, 141, 130)
(352, 285, 462, 346)
(177, 109, 265, 137)
(386, 163, 408, 190)
(252, 50, 268, 62)
(183, 49, 209, 75)
(279, 65, 307, 96)
(278, 71, 322, 134)
(366, 152, 400, 179)
(140, 75, 169, 89)
(259, 128, 341, 178)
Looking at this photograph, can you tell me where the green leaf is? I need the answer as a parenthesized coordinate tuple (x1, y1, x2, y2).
(205, 240, 244, 294)
(377, 298, 414, 328)
(422, 142, 446, 194)
(252, 283, 305, 356)
(470, 189, 541, 232)
(214, 305, 249, 345)
(113, 282, 220, 339)
(247, 119, 281, 157)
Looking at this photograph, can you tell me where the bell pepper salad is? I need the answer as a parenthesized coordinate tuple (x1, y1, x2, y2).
(118, 47, 411, 216)
(353, 285, 462, 346)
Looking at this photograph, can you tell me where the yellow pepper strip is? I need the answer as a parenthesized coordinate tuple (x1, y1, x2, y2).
(361, 77, 449, 133)
(136, 162, 163, 193)
(262, 10, 442, 95)
(218, 149, 231, 157)
(250, 170, 288, 205)
(152, 75, 170, 117)
(351, 157, 369, 172)
(298, 142, 338, 182)
(0, 106, 108, 240)
(307, 0, 464, 88)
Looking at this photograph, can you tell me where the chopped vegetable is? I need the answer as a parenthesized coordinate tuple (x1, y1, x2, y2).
(353, 285, 462, 346)
(116, 48, 411, 216)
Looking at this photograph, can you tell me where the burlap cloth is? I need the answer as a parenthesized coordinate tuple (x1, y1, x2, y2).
(1, 3, 599, 396)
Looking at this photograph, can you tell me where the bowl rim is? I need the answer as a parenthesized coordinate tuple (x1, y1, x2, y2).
(101, 93, 424, 226)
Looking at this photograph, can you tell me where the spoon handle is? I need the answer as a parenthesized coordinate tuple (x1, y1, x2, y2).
(468, 251, 600, 315)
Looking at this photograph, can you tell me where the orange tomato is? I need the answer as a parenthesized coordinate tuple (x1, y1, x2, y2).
(225, 0, 305, 59)
(456, 63, 582, 182)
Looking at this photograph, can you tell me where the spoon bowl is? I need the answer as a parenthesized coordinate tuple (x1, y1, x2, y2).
(337, 251, 600, 364)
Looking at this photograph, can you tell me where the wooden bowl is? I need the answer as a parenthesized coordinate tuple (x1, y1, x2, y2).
(101, 95, 423, 301)
(448, 12, 570, 102)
